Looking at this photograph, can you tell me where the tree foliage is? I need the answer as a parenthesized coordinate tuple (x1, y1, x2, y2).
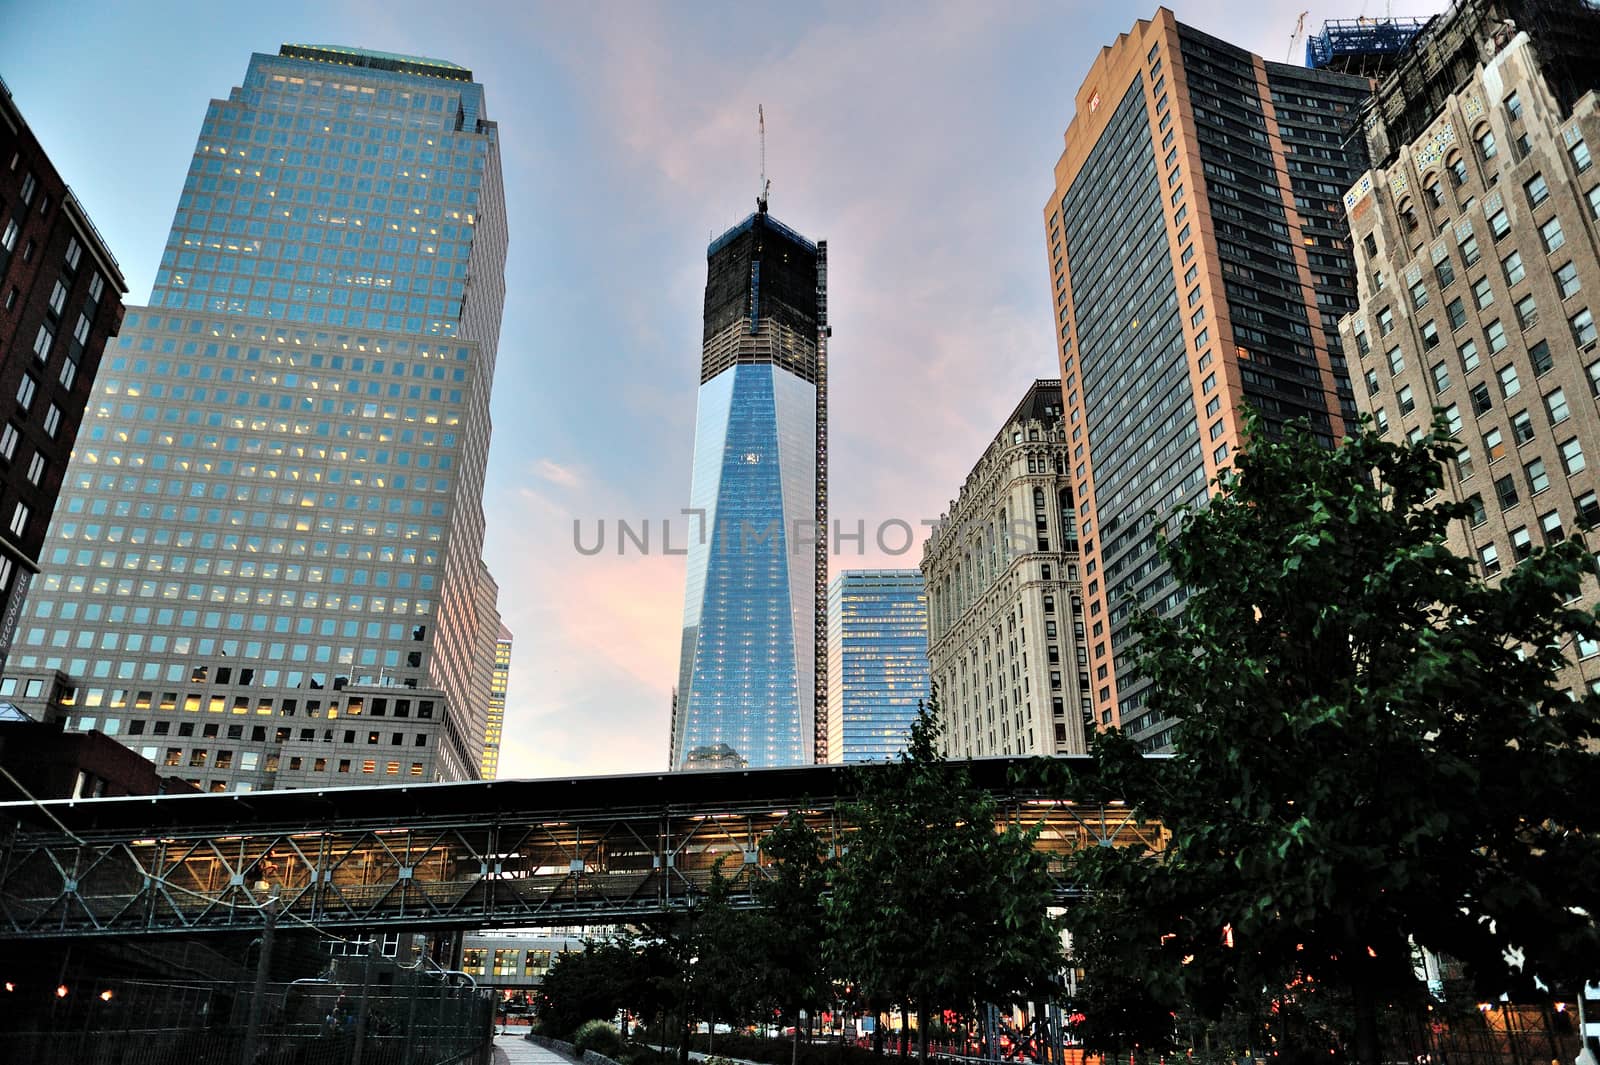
(1068, 415, 1600, 1062)
(827, 701, 1065, 1063)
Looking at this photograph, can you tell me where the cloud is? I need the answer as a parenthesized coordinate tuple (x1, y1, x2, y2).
(534, 459, 583, 489)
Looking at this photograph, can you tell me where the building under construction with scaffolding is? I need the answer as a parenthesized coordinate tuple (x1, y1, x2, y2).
(1306, 17, 1431, 78)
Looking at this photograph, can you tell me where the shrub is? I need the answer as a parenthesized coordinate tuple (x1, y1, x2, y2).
(573, 1019, 625, 1059)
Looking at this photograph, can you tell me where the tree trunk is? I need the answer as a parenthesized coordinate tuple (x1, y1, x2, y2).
(793, 1010, 801, 1065)
(874, 1012, 885, 1057)
(916, 1004, 928, 1065)
(1352, 979, 1381, 1065)
(708, 1011, 715, 1058)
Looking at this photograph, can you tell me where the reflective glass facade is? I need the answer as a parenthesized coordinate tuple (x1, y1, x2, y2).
(673, 208, 826, 770)
(0, 46, 507, 791)
(825, 570, 929, 763)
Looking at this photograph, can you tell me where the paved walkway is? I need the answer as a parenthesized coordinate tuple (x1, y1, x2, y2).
(494, 1033, 572, 1065)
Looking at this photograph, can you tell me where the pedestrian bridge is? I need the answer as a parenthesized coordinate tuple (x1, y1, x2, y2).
(0, 759, 1165, 940)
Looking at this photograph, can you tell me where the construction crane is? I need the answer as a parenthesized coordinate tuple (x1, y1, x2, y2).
(1287, 10, 1310, 61)
(757, 105, 771, 212)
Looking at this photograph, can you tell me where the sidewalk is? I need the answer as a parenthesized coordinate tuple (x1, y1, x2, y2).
(495, 1032, 574, 1065)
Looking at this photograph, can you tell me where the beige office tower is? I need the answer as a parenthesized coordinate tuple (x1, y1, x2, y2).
(922, 380, 1090, 758)
(1341, 0, 1600, 692)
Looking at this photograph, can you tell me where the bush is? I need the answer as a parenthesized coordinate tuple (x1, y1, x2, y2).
(573, 1019, 625, 1059)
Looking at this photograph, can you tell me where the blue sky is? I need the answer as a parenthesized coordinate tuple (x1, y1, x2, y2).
(1, 1, 1419, 778)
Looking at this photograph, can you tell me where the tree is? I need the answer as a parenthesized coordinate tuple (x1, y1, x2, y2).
(827, 700, 1065, 1065)
(1069, 414, 1600, 1065)
(754, 812, 835, 1065)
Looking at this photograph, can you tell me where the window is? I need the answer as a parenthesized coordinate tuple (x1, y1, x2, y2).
(1449, 153, 1469, 186)
(1378, 307, 1395, 335)
(1525, 173, 1549, 208)
(1515, 294, 1538, 330)
(42, 404, 61, 438)
(1425, 177, 1444, 209)
(1486, 319, 1507, 353)
(1472, 382, 1494, 415)
(1460, 338, 1481, 372)
(1529, 340, 1553, 376)
(1477, 127, 1497, 161)
(1592, 184, 1600, 221)
(1479, 542, 1502, 576)
(25, 453, 44, 487)
(1590, 358, 1600, 397)
(1572, 307, 1596, 348)
(1444, 403, 1463, 436)
(1387, 347, 1405, 375)
(19, 172, 37, 204)
(1374, 409, 1389, 435)
(1571, 138, 1592, 173)
(1400, 200, 1420, 231)
(1365, 368, 1381, 395)
(1491, 364, 1516, 398)
(1431, 361, 1451, 394)
(1577, 491, 1600, 527)
(47, 281, 67, 316)
(1555, 261, 1580, 299)
(58, 360, 75, 390)
(1546, 387, 1571, 425)
(1494, 473, 1519, 509)
(1364, 232, 1378, 257)
(1467, 494, 1488, 526)
(1447, 297, 1468, 330)
(1410, 279, 1430, 309)
(31, 325, 52, 361)
(0, 218, 17, 252)
(0, 425, 14, 461)
(63, 237, 81, 272)
(1483, 425, 1506, 461)
(1541, 217, 1566, 253)
(1511, 409, 1535, 444)
(15, 376, 35, 412)
(1473, 277, 1495, 309)
(1489, 209, 1511, 240)
(1461, 233, 1481, 266)
(1505, 91, 1523, 121)
(8, 502, 28, 537)
(1511, 526, 1533, 561)
(1455, 447, 1475, 480)
(1502, 251, 1524, 286)
(1398, 385, 1416, 415)
(1560, 436, 1586, 474)
(1436, 258, 1456, 288)
(1541, 510, 1565, 543)
(1422, 320, 1440, 349)
(1526, 457, 1550, 495)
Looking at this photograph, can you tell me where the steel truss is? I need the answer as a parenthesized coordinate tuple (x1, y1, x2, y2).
(0, 760, 1165, 939)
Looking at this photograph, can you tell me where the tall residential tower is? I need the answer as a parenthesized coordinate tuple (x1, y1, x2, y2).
(1045, 11, 1370, 748)
(672, 201, 828, 771)
(0, 45, 508, 791)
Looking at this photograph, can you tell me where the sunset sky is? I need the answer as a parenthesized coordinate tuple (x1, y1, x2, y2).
(0, 0, 1432, 779)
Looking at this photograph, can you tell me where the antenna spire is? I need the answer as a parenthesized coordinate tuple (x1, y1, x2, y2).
(757, 105, 770, 213)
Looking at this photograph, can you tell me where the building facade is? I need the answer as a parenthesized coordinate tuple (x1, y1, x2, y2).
(0, 77, 128, 666)
(824, 569, 929, 763)
(1044, 10, 1370, 748)
(1340, 0, 1600, 692)
(672, 201, 828, 771)
(922, 380, 1090, 759)
(481, 622, 511, 778)
(0, 45, 509, 791)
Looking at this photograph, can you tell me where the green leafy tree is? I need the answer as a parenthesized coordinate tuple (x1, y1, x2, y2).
(1070, 414, 1600, 1065)
(754, 812, 835, 1065)
(827, 700, 1065, 1065)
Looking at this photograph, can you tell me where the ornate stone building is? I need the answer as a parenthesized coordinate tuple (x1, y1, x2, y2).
(922, 380, 1090, 758)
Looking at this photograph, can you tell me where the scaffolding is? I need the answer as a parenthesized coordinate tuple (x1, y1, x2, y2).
(1307, 17, 1431, 77)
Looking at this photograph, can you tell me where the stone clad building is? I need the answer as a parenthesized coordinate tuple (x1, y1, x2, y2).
(922, 380, 1090, 758)
(1340, 0, 1600, 692)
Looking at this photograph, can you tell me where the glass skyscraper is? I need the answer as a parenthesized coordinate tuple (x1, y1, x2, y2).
(671, 202, 827, 771)
(825, 570, 929, 763)
(0, 45, 508, 790)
